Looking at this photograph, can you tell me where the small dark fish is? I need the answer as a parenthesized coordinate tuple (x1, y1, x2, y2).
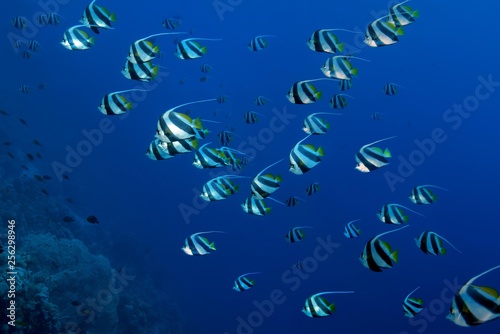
(66, 197, 73, 203)
(21, 165, 28, 170)
(71, 300, 81, 306)
(36, 152, 42, 159)
(19, 118, 27, 126)
(0, 110, 8, 116)
(295, 261, 304, 269)
(63, 216, 75, 223)
(42, 175, 52, 180)
(38, 82, 48, 90)
(3, 141, 11, 146)
(40, 189, 48, 196)
(0, 245, 3, 254)
(33, 175, 43, 182)
(63, 175, 70, 180)
(26, 153, 34, 161)
(7, 153, 14, 159)
(32, 139, 42, 146)
(86, 215, 99, 224)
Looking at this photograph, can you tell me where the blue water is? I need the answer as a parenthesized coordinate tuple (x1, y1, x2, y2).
(2, 0, 500, 333)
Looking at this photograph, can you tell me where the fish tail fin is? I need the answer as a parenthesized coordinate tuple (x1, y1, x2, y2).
(189, 139, 199, 149)
(125, 102, 133, 110)
(201, 46, 207, 54)
(383, 148, 391, 158)
(413, 10, 420, 18)
(151, 66, 159, 79)
(391, 250, 399, 263)
(440, 248, 447, 256)
(351, 68, 358, 76)
(315, 91, 322, 99)
(328, 303, 336, 313)
(317, 146, 325, 157)
(396, 27, 404, 36)
(88, 37, 96, 45)
(337, 42, 344, 52)
(110, 13, 117, 22)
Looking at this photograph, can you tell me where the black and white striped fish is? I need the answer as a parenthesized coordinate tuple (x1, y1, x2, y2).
(285, 226, 313, 243)
(343, 219, 362, 239)
(409, 185, 448, 205)
(285, 196, 303, 207)
(162, 16, 182, 30)
(98, 89, 148, 115)
(218, 147, 246, 171)
(303, 113, 342, 135)
(371, 112, 383, 121)
(384, 82, 405, 95)
(145, 139, 174, 160)
(241, 196, 271, 216)
(27, 40, 41, 52)
(217, 130, 233, 146)
(364, 15, 404, 47)
(156, 99, 215, 143)
(321, 56, 364, 80)
(80, 0, 116, 34)
(329, 94, 352, 109)
(377, 203, 424, 225)
(45, 13, 63, 25)
(181, 231, 224, 256)
(307, 29, 345, 53)
(254, 96, 271, 106)
(286, 78, 331, 104)
(146, 138, 196, 160)
(20, 85, 32, 94)
(447, 265, 500, 326)
(233, 272, 261, 292)
(200, 175, 243, 201)
(200, 177, 232, 201)
(12, 16, 28, 30)
(217, 95, 228, 103)
(175, 38, 221, 60)
(61, 25, 96, 51)
(359, 225, 409, 272)
(21, 51, 34, 59)
(251, 159, 283, 199)
(121, 60, 158, 82)
(355, 136, 396, 173)
(200, 64, 213, 73)
(338, 79, 352, 91)
(305, 182, 320, 196)
(302, 291, 354, 318)
(244, 111, 263, 124)
(389, 1, 419, 27)
(193, 142, 229, 169)
(128, 33, 185, 64)
(403, 286, 424, 317)
(248, 35, 275, 51)
(289, 135, 325, 175)
(415, 231, 461, 256)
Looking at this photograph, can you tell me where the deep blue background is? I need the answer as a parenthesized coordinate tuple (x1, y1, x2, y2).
(2, 0, 500, 333)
